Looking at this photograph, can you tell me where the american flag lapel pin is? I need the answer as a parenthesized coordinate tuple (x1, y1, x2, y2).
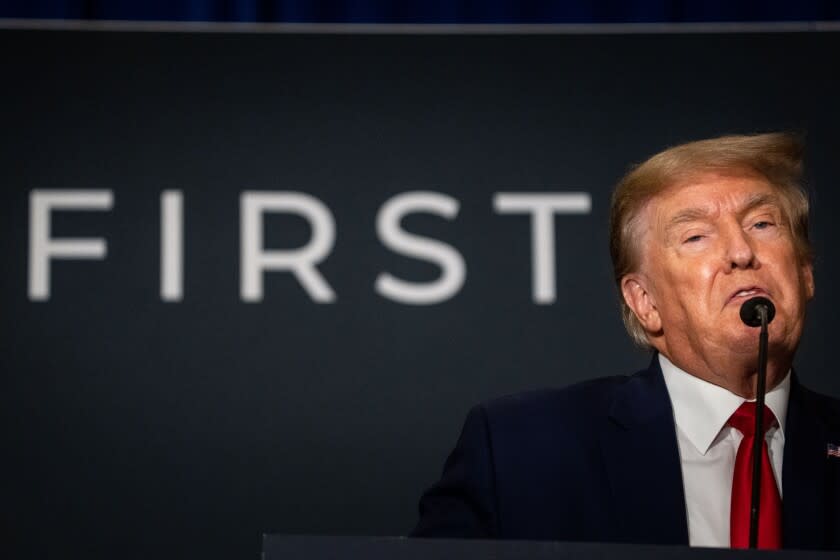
(828, 444, 840, 458)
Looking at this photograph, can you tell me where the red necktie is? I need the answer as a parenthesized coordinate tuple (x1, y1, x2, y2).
(728, 401, 782, 549)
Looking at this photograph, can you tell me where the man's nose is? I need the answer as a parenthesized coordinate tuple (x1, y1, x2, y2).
(724, 226, 757, 270)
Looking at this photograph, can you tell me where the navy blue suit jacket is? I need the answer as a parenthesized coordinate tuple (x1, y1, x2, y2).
(412, 357, 840, 549)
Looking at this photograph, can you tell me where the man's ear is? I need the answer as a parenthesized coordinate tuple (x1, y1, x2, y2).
(621, 274, 662, 333)
(802, 261, 815, 301)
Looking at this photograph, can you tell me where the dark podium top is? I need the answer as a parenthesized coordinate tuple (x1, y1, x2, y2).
(263, 536, 836, 560)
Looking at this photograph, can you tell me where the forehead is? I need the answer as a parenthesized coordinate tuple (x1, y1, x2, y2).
(648, 172, 779, 225)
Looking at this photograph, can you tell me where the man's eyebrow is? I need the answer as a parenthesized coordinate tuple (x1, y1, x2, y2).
(740, 192, 781, 216)
(664, 193, 782, 234)
(665, 207, 711, 232)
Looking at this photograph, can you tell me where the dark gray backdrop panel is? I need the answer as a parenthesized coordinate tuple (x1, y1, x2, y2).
(1, 28, 838, 560)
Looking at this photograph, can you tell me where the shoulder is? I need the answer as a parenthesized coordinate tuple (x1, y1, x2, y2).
(482, 376, 627, 415)
(469, 372, 642, 437)
(795, 382, 840, 433)
(451, 360, 665, 455)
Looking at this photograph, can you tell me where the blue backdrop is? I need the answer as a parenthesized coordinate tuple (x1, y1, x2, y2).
(2, 0, 839, 23)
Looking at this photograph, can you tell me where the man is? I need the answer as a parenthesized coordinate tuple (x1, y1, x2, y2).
(411, 133, 840, 549)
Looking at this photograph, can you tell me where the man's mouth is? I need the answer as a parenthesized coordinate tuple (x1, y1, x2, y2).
(728, 287, 769, 304)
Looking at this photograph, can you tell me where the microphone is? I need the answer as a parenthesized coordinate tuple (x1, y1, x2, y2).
(738, 296, 775, 549)
(739, 296, 776, 328)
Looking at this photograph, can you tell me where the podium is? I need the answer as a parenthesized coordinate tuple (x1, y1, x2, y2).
(263, 536, 836, 560)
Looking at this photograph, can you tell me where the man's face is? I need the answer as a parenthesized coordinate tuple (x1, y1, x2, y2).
(626, 172, 814, 380)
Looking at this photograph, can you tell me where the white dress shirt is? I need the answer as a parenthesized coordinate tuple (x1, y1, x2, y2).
(659, 353, 789, 548)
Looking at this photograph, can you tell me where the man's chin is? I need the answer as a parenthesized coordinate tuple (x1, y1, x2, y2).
(720, 322, 798, 365)
(721, 326, 765, 355)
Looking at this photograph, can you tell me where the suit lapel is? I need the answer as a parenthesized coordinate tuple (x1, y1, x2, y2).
(600, 356, 688, 545)
(782, 374, 830, 549)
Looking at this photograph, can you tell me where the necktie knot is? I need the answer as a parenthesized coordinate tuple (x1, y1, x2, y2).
(728, 401, 777, 437)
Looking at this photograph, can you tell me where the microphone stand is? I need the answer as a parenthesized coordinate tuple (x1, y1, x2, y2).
(748, 304, 770, 549)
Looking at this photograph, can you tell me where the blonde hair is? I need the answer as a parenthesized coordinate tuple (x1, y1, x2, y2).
(609, 132, 811, 348)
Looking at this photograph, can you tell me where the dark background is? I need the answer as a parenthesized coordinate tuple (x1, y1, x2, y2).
(1, 27, 838, 559)
(2, 0, 839, 23)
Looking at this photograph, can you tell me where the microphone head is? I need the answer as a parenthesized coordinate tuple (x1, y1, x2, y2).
(739, 296, 776, 327)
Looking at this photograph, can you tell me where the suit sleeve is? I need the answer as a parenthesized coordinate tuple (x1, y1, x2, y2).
(410, 404, 500, 538)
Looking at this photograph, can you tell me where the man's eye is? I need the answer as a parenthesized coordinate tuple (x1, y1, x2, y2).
(684, 235, 704, 243)
(753, 221, 775, 230)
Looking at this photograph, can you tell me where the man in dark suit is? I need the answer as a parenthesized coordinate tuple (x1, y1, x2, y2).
(411, 133, 840, 549)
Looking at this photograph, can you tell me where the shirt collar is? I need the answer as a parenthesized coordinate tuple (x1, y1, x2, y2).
(659, 353, 790, 455)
